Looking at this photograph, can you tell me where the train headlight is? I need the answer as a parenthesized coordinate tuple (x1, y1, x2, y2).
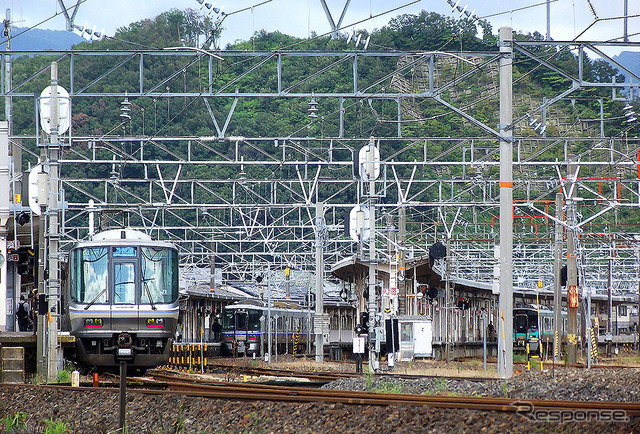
(146, 318, 164, 328)
(85, 318, 103, 328)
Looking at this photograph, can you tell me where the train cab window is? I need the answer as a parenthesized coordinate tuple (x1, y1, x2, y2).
(221, 310, 235, 331)
(141, 247, 179, 304)
(514, 314, 528, 332)
(114, 263, 136, 304)
(248, 310, 262, 331)
(71, 247, 109, 304)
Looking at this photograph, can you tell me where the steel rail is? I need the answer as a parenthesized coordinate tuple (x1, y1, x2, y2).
(32, 381, 640, 416)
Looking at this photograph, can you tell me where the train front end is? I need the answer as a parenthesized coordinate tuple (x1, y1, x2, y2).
(65, 229, 179, 369)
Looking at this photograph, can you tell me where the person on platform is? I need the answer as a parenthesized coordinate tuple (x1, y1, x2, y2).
(16, 295, 31, 332)
(487, 321, 495, 341)
(212, 318, 222, 342)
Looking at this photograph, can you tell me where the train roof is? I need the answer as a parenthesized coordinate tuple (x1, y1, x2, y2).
(74, 228, 176, 249)
(224, 302, 312, 313)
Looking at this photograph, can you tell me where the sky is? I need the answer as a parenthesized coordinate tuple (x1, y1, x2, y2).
(4, 0, 640, 54)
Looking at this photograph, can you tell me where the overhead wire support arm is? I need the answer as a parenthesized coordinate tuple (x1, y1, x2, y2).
(433, 95, 509, 142)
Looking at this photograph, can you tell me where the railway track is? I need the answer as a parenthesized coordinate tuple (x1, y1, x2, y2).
(189, 362, 496, 383)
(39, 378, 640, 417)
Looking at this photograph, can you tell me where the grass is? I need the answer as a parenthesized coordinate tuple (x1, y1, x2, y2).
(56, 369, 71, 384)
(435, 377, 448, 394)
(374, 380, 403, 394)
(364, 367, 374, 390)
(43, 418, 68, 434)
(513, 353, 528, 362)
(2, 412, 27, 432)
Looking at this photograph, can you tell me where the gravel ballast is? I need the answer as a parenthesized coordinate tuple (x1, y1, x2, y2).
(0, 367, 638, 433)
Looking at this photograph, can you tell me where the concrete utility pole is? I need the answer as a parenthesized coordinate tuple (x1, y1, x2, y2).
(553, 192, 563, 361)
(497, 27, 513, 379)
(0, 121, 10, 332)
(566, 159, 578, 364)
(3, 9, 12, 136)
(47, 62, 61, 382)
(368, 182, 378, 372)
(546, 0, 551, 40)
(624, 0, 629, 43)
(314, 201, 324, 363)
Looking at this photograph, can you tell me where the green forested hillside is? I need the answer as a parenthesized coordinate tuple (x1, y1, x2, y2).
(5, 8, 635, 229)
(8, 8, 628, 142)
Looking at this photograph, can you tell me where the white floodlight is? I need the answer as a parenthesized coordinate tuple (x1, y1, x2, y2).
(451, 0, 460, 13)
(627, 117, 637, 123)
(529, 118, 537, 126)
(625, 111, 636, 117)
(623, 104, 633, 111)
(355, 34, 362, 47)
(459, 5, 468, 17)
(539, 125, 547, 135)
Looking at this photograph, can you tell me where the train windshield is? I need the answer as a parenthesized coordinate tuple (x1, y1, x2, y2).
(221, 310, 235, 331)
(141, 247, 179, 304)
(71, 247, 109, 304)
(248, 310, 262, 331)
(514, 314, 528, 333)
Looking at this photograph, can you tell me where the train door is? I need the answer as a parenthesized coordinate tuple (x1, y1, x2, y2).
(235, 309, 248, 354)
(111, 246, 139, 330)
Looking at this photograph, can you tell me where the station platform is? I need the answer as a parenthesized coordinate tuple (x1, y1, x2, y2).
(0, 331, 75, 347)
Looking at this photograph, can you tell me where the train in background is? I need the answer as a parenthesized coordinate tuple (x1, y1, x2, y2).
(513, 305, 569, 349)
(221, 301, 314, 357)
(62, 229, 180, 370)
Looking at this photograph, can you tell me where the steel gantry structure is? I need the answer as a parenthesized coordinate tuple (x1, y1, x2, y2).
(2, 37, 640, 373)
